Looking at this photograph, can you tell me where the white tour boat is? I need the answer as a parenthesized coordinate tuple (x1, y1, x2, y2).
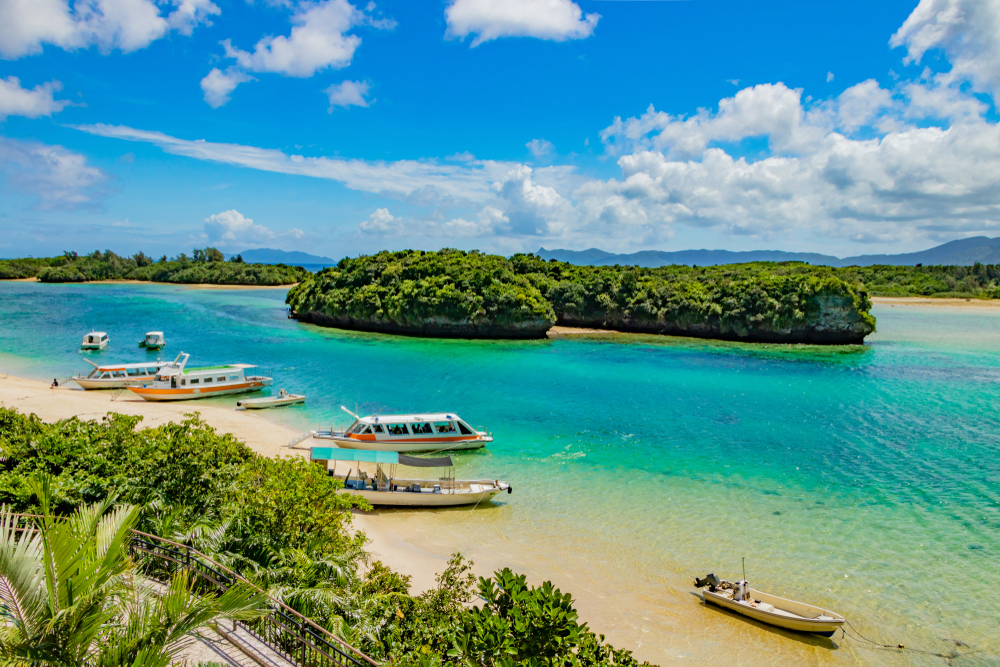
(139, 331, 166, 350)
(311, 448, 512, 507)
(311, 406, 493, 452)
(127, 352, 271, 402)
(81, 331, 109, 350)
(71, 359, 173, 390)
(237, 388, 305, 409)
(696, 573, 845, 637)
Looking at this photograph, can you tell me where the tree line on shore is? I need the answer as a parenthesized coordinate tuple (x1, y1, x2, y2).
(0, 248, 307, 286)
(0, 407, 653, 667)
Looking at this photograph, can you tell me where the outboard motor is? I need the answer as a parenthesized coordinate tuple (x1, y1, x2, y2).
(694, 573, 721, 590)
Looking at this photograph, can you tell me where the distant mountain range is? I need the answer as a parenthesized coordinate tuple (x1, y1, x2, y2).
(229, 248, 335, 265)
(536, 236, 1000, 268)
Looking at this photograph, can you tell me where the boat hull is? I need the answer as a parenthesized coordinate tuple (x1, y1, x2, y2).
(238, 395, 305, 409)
(81, 343, 107, 350)
(73, 376, 155, 390)
(702, 588, 844, 637)
(128, 378, 272, 401)
(313, 433, 490, 452)
(344, 482, 507, 506)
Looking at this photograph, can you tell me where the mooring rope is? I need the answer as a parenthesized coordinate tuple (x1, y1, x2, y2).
(841, 619, 977, 661)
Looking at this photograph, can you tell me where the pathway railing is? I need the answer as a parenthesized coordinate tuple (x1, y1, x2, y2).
(7, 515, 378, 667)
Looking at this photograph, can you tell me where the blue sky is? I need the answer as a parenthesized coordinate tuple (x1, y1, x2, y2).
(2, 0, 999, 260)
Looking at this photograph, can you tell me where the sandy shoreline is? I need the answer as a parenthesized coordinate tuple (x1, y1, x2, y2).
(871, 295, 1000, 308)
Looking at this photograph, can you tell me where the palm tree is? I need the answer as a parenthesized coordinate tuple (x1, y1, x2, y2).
(0, 477, 268, 666)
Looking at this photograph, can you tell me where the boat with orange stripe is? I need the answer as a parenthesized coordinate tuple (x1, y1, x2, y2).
(311, 406, 492, 452)
(127, 352, 272, 402)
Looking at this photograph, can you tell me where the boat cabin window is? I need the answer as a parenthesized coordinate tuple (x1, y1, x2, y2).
(457, 421, 474, 435)
(217, 376, 226, 382)
(190, 379, 199, 385)
(127, 368, 142, 377)
(101, 334, 108, 342)
(203, 377, 213, 384)
(100, 372, 111, 379)
(112, 371, 125, 378)
(411, 422, 433, 434)
(180, 379, 187, 386)
(435, 421, 456, 434)
(361, 426, 372, 434)
(229, 375, 238, 381)
(386, 424, 409, 435)
(371, 424, 384, 433)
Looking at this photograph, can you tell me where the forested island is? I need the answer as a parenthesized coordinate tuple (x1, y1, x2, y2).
(287, 249, 878, 344)
(0, 407, 651, 666)
(0, 248, 307, 285)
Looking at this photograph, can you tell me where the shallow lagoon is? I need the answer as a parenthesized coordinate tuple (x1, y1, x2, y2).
(1, 282, 998, 665)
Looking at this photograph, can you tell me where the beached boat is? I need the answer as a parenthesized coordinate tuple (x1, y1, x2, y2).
(311, 406, 492, 452)
(127, 352, 271, 401)
(696, 574, 845, 637)
(237, 388, 305, 409)
(71, 359, 173, 390)
(311, 447, 512, 507)
(138, 331, 165, 350)
(81, 331, 109, 350)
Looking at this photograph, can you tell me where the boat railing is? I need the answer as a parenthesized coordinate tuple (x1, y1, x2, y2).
(7, 514, 378, 667)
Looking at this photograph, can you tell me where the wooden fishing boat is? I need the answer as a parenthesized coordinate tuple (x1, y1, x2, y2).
(237, 388, 305, 409)
(71, 359, 172, 390)
(696, 574, 844, 637)
(310, 448, 512, 507)
(311, 406, 492, 452)
(138, 331, 166, 350)
(127, 352, 271, 401)
(81, 331, 109, 350)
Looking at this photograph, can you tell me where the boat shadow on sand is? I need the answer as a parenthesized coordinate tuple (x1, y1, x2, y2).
(689, 592, 840, 650)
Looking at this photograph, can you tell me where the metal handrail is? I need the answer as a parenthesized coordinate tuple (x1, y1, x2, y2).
(6, 514, 379, 667)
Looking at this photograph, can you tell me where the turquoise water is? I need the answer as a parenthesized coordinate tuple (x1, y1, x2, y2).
(1, 282, 999, 665)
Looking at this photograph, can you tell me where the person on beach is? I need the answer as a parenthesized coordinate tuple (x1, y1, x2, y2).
(50, 378, 59, 388)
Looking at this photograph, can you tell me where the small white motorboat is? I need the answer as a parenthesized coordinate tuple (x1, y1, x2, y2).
(81, 331, 109, 350)
(311, 448, 512, 507)
(139, 331, 166, 350)
(237, 388, 305, 409)
(696, 573, 844, 637)
(127, 352, 272, 401)
(72, 359, 172, 390)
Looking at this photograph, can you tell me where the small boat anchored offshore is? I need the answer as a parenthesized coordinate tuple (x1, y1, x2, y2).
(81, 331, 109, 350)
(237, 388, 305, 409)
(311, 406, 492, 453)
(695, 572, 845, 637)
(139, 331, 166, 350)
(127, 352, 271, 402)
(311, 447, 511, 507)
(71, 359, 173, 390)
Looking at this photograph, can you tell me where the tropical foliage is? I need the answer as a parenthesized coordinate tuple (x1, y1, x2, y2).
(288, 250, 876, 342)
(0, 249, 307, 285)
(0, 408, 651, 666)
(0, 477, 267, 666)
(287, 249, 556, 337)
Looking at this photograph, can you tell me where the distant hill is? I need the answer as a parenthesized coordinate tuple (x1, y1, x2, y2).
(230, 248, 335, 265)
(536, 236, 1000, 268)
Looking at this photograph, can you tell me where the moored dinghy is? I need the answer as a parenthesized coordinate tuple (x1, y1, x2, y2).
(237, 387, 305, 409)
(139, 331, 166, 350)
(81, 331, 109, 350)
(696, 573, 845, 637)
(311, 447, 511, 507)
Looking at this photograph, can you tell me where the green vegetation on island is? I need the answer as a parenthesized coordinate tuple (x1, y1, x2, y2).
(288, 249, 876, 343)
(0, 407, 653, 667)
(0, 248, 308, 285)
(832, 262, 1000, 298)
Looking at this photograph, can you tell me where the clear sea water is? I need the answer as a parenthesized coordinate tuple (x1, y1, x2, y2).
(1, 282, 998, 666)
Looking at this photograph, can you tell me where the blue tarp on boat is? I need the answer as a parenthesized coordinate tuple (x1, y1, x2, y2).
(310, 448, 398, 463)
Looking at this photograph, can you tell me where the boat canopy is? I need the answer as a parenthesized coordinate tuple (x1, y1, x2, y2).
(310, 448, 453, 467)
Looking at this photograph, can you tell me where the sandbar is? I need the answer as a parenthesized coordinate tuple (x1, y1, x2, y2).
(871, 296, 1000, 308)
(5, 279, 295, 289)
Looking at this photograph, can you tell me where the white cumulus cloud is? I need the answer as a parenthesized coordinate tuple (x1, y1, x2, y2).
(526, 138, 554, 160)
(0, 77, 70, 119)
(891, 0, 1000, 100)
(358, 207, 402, 233)
(445, 0, 599, 47)
(0, 0, 218, 59)
(0, 137, 108, 209)
(200, 67, 254, 108)
(325, 79, 370, 110)
(203, 209, 304, 246)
